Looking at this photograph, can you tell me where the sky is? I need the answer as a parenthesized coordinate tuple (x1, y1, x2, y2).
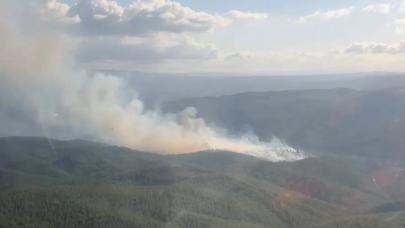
(34, 0, 405, 74)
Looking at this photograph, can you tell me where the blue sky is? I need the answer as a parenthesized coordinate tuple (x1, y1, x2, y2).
(187, 0, 368, 16)
(40, 0, 405, 74)
(118, 0, 358, 15)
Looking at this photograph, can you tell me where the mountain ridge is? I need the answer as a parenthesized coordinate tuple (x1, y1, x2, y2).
(1, 137, 405, 227)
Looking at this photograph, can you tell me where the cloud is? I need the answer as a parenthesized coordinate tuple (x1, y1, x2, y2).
(76, 34, 220, 65)
(226, 51, 266, 60)
(44, 0, 80, 23)
(362, 3, 391, 14)
(226, 10, 269, 21)
(297, 7, 353, 23)
(39, 0, 226, 68)
(46, 0, 230, 35)
(392, 18, 405, 35)
(344, 41, 405, 54)
(9, 0, 405, 75)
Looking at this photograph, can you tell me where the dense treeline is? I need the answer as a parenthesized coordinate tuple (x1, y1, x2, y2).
(0, 185, 173, 228)
(0, 137, 405, 227)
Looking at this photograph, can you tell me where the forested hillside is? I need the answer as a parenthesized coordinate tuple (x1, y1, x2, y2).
(165, 88, 405, 161)
(1, 137, 405, 227)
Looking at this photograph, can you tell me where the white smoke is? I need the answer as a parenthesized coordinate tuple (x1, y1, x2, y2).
(0, 0, 307, 161)
(58, 74, 306, 160)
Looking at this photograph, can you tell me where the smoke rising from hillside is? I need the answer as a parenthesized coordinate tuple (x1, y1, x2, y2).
(0, 1, 306, 161)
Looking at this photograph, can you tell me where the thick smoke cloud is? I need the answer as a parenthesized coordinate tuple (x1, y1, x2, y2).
(0, 0, 306, 161)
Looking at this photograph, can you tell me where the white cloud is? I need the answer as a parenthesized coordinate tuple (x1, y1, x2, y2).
(76, 34, 220, 66)
(46, 0, 70, 17)
(344, 41, 405, 54)
(43, 0, 80, 23)
(392, 18, 405, 35)
(46, 0, 230, 35)
(362, 3, 391, 14)
(226, 10, 269, 21)
(225, 51, 268, 61)
(297, 7, 353, 23)
(25, 0, 405, 74)
(40, 0, 226, 67)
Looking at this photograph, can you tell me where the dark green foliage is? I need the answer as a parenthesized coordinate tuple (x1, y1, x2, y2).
(0, 185, 172, 228)
(0, 137, 405, 227)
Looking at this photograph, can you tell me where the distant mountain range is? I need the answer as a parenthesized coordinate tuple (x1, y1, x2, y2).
(165, 88, 405, 162)
(1, 137, 405, 227)
(101, 71, 405, 105)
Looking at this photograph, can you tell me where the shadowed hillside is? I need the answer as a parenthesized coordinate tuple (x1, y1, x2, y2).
(165, 88, 405, 161)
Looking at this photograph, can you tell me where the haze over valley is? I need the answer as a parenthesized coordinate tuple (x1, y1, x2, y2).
(2, 0, 405, 227)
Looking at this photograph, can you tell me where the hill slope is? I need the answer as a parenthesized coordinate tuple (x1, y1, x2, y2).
(165, 88, 405, 161)
(1, 137, 405, 227)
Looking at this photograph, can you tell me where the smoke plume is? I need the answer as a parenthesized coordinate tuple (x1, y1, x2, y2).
(0, 1, 306, 161)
